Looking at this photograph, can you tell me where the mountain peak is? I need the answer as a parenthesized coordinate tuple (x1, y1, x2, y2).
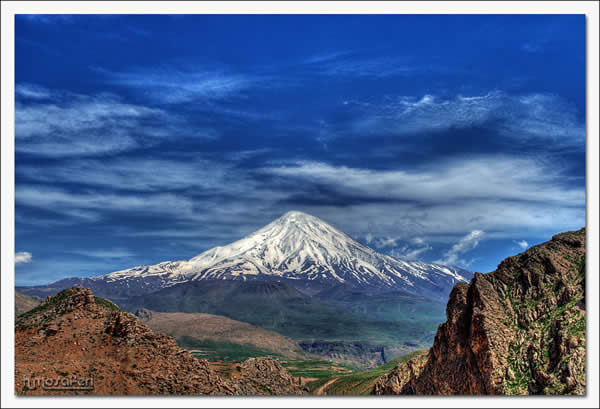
(278, 210, 320, 223)
(65, 212, 472, 301)
(282, 210, 309, 217)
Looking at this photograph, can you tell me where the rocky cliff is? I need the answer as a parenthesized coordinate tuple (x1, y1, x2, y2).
(373, 228, 586, 395)
(15, 287, 307, 396)
(299, 341, 387, 368)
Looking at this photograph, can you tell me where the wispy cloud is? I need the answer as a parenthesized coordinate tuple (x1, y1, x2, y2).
(304, 52, 415, 78)
(15, 83, 52, 100)
(345, 91, 585, 147)
(17, 15, 75, 25)
(15, 186, 198, 223)
(15, 84, 214, 157)
(391, 244, 433, 261)
(435, 230, 484, 267)
(387, 237, 433, 261)
(18, 157, 234, 192)
(15, 252, 32, 264)
(302, 51, 354, 65)
(100, 66, 268, 104)
(69, 248, 136, 259)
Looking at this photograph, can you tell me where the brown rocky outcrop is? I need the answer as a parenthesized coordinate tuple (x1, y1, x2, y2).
(15, 287, 306, 396)
(373, 228, 586, 395)
(236, 357, 307, 395)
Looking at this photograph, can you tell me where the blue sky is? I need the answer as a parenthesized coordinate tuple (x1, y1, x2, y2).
(15, 14, 585, 285)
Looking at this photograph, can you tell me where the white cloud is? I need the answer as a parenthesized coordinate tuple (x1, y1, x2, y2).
(263, 156, 583, 206)
(261, 156, 584, 242)
(435, 230, 484, 267)
(15, 252, 32, 264)
(514, 240, 529, 249)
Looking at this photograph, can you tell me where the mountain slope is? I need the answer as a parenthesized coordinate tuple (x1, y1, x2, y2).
(19, 211, 471, 302)
(15, 291, 41, 317)
(15, 287, 307, 395)
(134, 308, 307, 360)
(118, 280, 442, 366)
(373, 228, 586, 395)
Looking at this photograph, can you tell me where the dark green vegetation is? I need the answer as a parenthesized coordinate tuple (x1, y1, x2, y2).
(17, 288, 74, 326)
(308, 350, 427, 395)
(118, 280, 445, 364)
(501, 250, 586, 395)
(16, 288, 78, 328)
(178, 336, 284, 362)
(93, 296, 121, 312)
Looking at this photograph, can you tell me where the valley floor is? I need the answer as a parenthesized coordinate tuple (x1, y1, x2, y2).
(204, 350, 429, 395)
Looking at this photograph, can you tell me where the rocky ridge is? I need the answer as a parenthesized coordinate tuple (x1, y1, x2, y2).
(373, 228, 586, 395)
(15, 287, 307, 395)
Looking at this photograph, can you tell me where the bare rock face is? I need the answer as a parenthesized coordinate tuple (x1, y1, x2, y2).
(236, 357, 308, 395)
(372, 350, 429, 395)
(299, 340, 386, 368)
(374, 228, 586, 395)
(15, 287, 306, 396)
(134, 308, 153, 321)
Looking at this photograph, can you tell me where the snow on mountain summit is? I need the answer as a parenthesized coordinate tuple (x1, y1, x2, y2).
(96, 210, 472, 300)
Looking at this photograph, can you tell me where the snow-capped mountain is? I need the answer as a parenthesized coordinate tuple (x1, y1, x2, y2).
(92, 211, 472, 300)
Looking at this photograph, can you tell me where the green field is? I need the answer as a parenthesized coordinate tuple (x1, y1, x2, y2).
(280, 359, 355, 382)
(178, 336, 286, 362)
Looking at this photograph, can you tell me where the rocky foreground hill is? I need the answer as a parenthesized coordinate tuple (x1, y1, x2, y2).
(373, 228, 586, 395)
(15, 287, 307, 395)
